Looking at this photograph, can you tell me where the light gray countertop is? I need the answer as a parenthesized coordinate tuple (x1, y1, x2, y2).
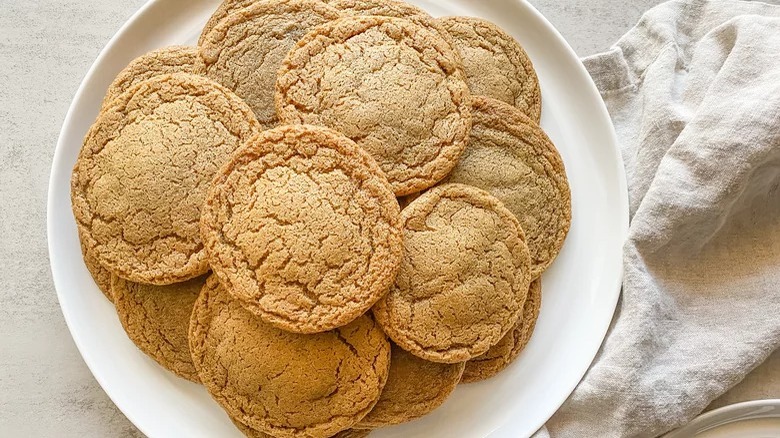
(1, 0, 774, 436)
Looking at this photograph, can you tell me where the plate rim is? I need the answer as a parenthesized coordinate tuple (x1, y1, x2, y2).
(46, 0, 629, 436)
(664, 399, 780, 437)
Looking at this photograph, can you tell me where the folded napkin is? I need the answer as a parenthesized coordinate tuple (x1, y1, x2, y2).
(538, 0, 780, 436)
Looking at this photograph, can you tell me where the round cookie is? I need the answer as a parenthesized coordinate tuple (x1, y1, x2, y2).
(438, 16, 541, 122)
(461, 278, 542, 383)
(190, 276, 390, 438)
(373, 183, 533, 363)
(199, 0, 342, 128)
(200, 125, 402, 334)
(276, 16, 472, 196)
(355, 343, 464, 428)
(71, 73, 261, 285)
(80, 231, 113, 302)
(441, 96, 571, 278)
(101, 46, 205, 110)
(231, 416, 371, 438)
(111, 274, 205, 382)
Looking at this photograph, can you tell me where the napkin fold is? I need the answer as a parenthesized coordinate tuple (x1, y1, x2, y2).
(540, 0, 780, 436)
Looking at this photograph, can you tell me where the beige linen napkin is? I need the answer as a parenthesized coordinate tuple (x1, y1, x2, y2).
(537, 0, 780, 436)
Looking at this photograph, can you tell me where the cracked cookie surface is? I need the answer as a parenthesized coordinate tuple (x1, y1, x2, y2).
(200, 0, 342, 128)
(231, 416, 371, 438)
(111, 274, 205, 382)
(438, 16, 541, 122)
(200, 124, 402, 334)
(101, 46, 205, 110)
(355, 343, 464, 428)
(71, 73, 261, 285)
(461, 278, 541, 383)
(276, 16, 472, 196)
(441, 96, 570, 278)
(373, 183, 532, 363)
(189, 276, 390, 438)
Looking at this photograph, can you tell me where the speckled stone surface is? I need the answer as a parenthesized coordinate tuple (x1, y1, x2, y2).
(1, 1, 775, 437)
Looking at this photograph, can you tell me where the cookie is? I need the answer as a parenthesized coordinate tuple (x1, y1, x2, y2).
(355, 343, 464, 428)
(79, 229, 113, 302)
(200, 124, 403, 334)
(199, 0, 257, 46)
(461, 278, 541, 383)
(71, 73, 261, 285)
(372, 183, 532, 363)
(276, 16, 472, 196)
(101, 46, 205, 110)
(323, 0, 461, 62)
(231, 416, 371, 438)
(200, 0, 342, 128)
(111, 274, 205, 382)
(441, 96, 571, 278)
(438, 16, 541, 122)
(190, 276, 390, 438)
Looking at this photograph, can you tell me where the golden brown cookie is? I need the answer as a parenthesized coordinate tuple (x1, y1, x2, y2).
(438, 16, 541, 122)
(373, 183, 532, 363)
(441, 96, 571, 278)
(79, 229, 113, 302)
(200, 124, 402, 334)
(71, 73, 260, 285)
(200, 0, 342, 128)
(111, 274, 205, 382)
(199, 0, 257, 46)
(276, 16, 472, 196)
(231, 416, 371, 438)
(190, 276, 390, 438)
(355, 343, 464, 428)
(461, 278, 541, 383)
(101, 46, 205, 110)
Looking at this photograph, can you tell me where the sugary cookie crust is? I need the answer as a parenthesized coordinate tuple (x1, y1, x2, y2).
(200, 124, 402, 334)
(441, 96, 571, 278)
(355, 343, 464, 428)
(200, 0, 342, 128)
(276, 15, 472, 196)
(438, 16, 541, 122)
(190, 276, 390, 438)
(71, 73, 261, 285)
(101, 46, 205, 110)
(373, 183, 532, 363)
(461, 278, 541, 383)
(111, 274, 206, 382)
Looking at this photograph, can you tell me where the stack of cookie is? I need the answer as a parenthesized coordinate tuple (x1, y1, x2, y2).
(71, 0, 571, 436)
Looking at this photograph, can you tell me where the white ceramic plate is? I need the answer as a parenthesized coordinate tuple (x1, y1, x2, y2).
(47, 1, 628, 437)
(664, 400, 780, 438)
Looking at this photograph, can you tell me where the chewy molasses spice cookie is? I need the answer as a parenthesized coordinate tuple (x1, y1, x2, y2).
(438, 16, 541, 122)
(441, 96, 571, 278)
(231, 416, 371, 438)
(355, 343, 464, 429)
(276, 16, 472, 196)
(373, 183, 532, 363)
(111, 274, 206, 382)
(71, 73, 261, 285)
(461, 278, 541, 383)
(101, 46, 205, 110)
(200, 0, 342, 128)
(200, 125, 403, 334)
(190, 276, 390, 438)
